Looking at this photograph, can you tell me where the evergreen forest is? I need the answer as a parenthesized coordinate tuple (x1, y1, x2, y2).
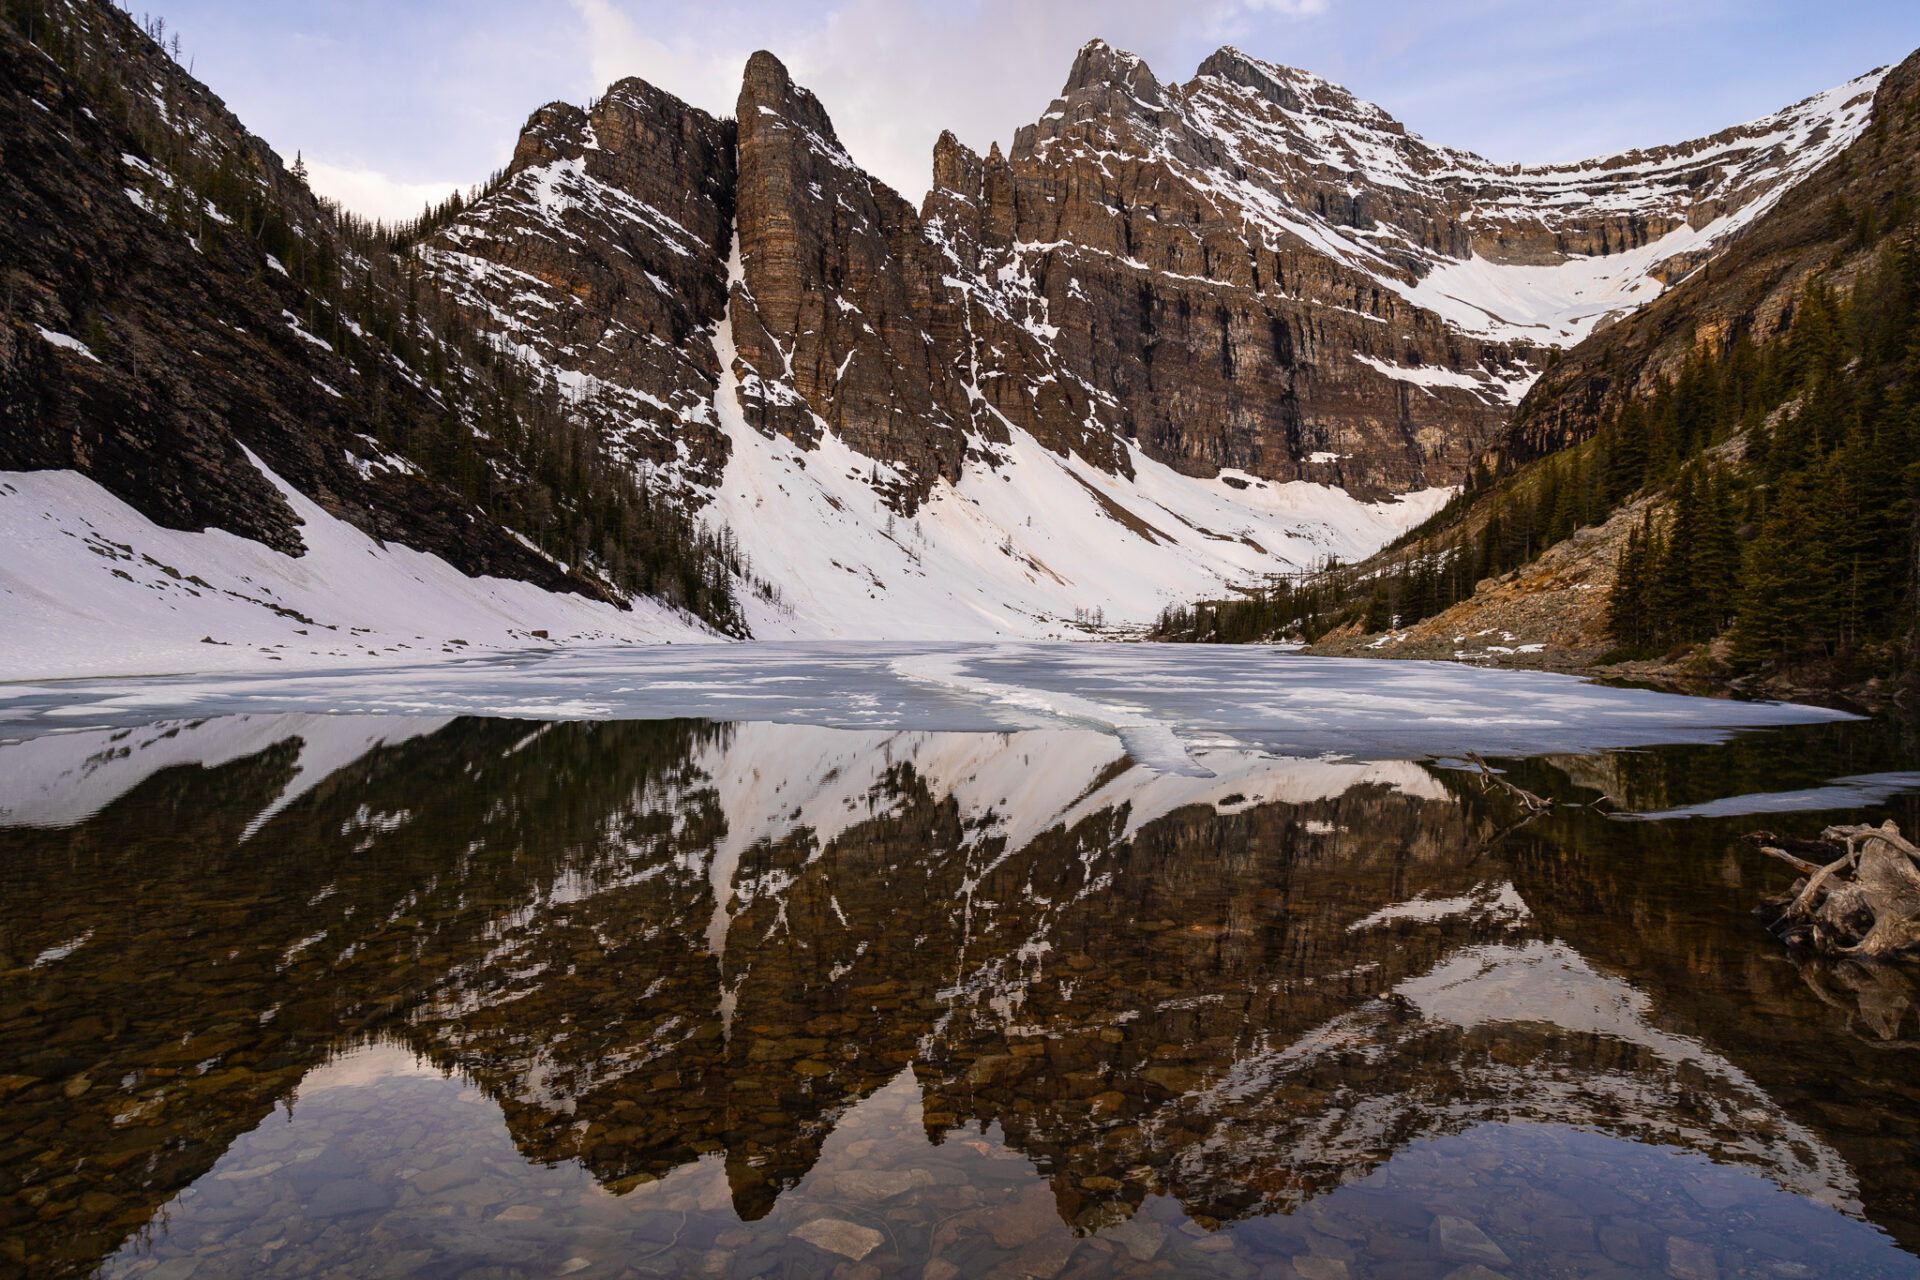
(1160, 220, 1920, 687)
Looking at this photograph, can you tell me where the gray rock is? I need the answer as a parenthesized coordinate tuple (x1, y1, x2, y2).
(1105, 1219, 1166, 1262)
(305, 1178, 394, 1218)
(832, 1168, 912, 1202)
(792, 1217, 884, 1261)
(1433, 1215, 1511, 1268)
(1291, 1257, 1350, 1280)
(1666, 1236, 1719, 1280)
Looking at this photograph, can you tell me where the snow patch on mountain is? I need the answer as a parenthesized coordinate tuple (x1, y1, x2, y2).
(0, 461, 712, 681)
(709, 239, 1448, 640)
(1177, 54, 1888, 351)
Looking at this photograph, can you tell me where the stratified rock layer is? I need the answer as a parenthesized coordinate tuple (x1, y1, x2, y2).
(424, 40, 1890, 512)
(419, 79, 739, 490)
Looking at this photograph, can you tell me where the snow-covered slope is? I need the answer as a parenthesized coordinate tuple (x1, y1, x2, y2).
(1172, 51, 1888, 348)
(0, 459, 713, 681)
(707, 237, 1448, 640)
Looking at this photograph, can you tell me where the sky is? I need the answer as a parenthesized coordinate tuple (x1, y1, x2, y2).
(141, 0, 1920, 223)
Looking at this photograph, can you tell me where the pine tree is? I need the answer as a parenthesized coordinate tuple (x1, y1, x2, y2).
(1608, 511, 1660, 650)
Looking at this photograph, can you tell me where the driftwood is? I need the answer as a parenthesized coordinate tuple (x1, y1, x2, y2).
(1464, 752, 1554, 814)
(1750, 821, 1920, 960)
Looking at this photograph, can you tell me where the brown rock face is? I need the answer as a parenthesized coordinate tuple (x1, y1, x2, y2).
(922, 42, 1523, 497)
(420, 78, 739, 491)
(425, 40, 1882, 522)
(728, 51, 976, 506)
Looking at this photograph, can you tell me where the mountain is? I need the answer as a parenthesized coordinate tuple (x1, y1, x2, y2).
(0, 0, 740, 677)
(1165, 46, 1920, 700)
(417, 38, 1886, 641)
(0, 0, 1899, 666)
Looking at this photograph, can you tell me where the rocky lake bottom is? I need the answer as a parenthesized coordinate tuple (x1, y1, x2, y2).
(1, 652, 1918, 1279)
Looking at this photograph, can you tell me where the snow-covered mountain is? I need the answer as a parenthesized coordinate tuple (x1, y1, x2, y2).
(415, 39, 1887, 641)
(0, 2, 1902, 664)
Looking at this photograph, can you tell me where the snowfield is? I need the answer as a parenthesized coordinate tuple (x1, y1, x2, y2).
(0, 463, 715, 683)
(0, 440, 1447, 680)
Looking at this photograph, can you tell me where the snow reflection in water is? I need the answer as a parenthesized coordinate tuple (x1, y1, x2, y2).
(0, 714, 1915, 1279)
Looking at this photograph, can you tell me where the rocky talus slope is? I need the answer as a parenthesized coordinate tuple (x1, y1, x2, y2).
(1310, 494, 1660, 668)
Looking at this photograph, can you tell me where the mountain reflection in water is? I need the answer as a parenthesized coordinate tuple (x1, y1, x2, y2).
(0, 716, 1917, 1279)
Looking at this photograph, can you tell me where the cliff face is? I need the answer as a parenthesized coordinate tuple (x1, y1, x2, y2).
(728, 52, 978, 505)
(3, 1, 1903, 640)
(922, 41, 1515, 499)
(427, 38, 1886, 516)
(1506, 48, 1920, 463)
(921, 42, 1889, 495)
(417, 79, 739, 492)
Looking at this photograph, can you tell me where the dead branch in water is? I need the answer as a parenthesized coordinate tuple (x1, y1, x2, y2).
(1465, 752, 1554, 814)
(1749, 821, 1920, 960)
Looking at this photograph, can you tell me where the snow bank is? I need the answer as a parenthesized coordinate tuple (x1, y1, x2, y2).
(0, 462, 714, 682)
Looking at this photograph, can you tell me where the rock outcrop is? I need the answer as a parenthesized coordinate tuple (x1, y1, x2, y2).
(426, 38, 1888, 515)
(417, 78, 739, 491)
(729, 51, 976, 505)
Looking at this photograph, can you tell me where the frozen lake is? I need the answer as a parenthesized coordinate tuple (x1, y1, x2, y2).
(5, 646, 1918, 1280)
(0, 642, 1849, 769)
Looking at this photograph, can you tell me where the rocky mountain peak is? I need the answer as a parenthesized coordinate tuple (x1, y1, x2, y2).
(930, 128, 981, 198)
(740, 48, 794, 101)
(1193, 46, 1408, 136)
(1015, 40, 1187, 162)
(738, 49, 851, 164)
(509, 100, 591, 172)
(1060, 38, 1167, 105)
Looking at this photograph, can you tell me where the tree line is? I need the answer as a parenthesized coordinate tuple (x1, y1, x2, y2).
(1604, 239, 1919, 672)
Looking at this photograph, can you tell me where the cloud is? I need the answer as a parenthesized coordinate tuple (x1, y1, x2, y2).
(305, 160, 464, 224)
(570, 0, 748, 117)
(560, 0, 1333, 203)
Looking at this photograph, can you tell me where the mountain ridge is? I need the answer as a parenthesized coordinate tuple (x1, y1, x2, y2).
(0, 0, 1905, 661)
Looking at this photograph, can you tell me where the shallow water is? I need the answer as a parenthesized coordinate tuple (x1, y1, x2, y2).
(2, 706, 1919, 1280)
